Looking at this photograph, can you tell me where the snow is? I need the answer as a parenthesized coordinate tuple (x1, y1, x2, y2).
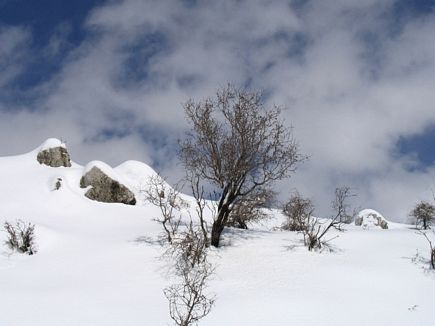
(38, 138, 66, 151)
(358, 208, 387, 220)
(0, 143, 434, 325)
(115, 160, 161, 196)
(83, 160, 117, 177)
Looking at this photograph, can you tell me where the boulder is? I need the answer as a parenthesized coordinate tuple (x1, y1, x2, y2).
(355, 209, 388, 229)
(36, 138, 71, 167)
(80, 162, 136, 205)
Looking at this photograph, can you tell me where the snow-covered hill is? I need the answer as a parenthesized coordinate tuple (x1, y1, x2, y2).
(0, 140, 434, 325)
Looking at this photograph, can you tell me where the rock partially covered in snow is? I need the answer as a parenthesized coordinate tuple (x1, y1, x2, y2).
(355, 209, 388, 229)
(36, 138, 71, 167)
(80, 161, 136, 205)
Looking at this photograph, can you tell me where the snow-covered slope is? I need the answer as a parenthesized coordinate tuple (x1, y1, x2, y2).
(0, 140, 434, 325)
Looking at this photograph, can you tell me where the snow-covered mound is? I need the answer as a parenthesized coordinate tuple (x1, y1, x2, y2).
(355, 208, 389, 229)
(116, 160, 159, 185)
(0, 140, 434, 326)
(38, 138, 66, 151)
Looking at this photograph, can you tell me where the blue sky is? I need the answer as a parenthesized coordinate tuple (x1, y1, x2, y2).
(1, 0, 435, 220)
(0, 0, 99, 43)
(0, 0, 102, 94)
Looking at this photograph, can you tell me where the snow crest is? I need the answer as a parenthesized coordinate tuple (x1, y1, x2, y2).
(83, 160, 127, 185)
(356, 209, 389, 229)
(38, 138, 66, 151)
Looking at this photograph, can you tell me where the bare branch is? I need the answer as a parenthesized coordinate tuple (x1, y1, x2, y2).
(164, 222, 215, 326)
(143, 175, 188, 244)
(417, 230, 435, 269)
(287, 187, 356, 251)
(4, 220, 36, 255)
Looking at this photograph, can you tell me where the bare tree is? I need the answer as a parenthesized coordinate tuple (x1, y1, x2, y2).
(410, 201, 435, 230)
(164, 223, 215, 326)
(302, 187, 356, 251)
(179, 85, 304, 247)
(332, 187, 357, 225)
(143, 175, 188, 243)
(4, 220, 36, 255)
(282, 192, 314, 231)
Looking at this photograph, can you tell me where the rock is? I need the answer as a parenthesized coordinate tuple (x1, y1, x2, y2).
(36, 138, 71, 167)
(355, 209, 388, 229)
(80, 162, 136, 205)
(54, 178, 62, 191)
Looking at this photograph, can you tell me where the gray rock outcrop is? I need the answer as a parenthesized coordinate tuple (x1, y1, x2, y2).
(355, 210, 388, 229)
(80, 166, 136, 205)
(37, 147, 71, 167)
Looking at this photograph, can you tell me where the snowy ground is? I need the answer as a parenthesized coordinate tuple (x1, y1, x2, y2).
(0, 142, 434, 325)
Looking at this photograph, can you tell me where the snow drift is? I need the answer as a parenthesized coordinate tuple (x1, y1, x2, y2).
(0, 139, 434, 326)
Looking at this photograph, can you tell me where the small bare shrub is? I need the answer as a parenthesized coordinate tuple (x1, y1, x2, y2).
(143, 175, 188, 243)
(282, 192, 314, 231)
(164, 262, 215, 326)
(168, 223, 209, 270)
(226, 188, 276, 229)
(4, 220, 36, 255)
(332, 187, 356, 225)
(410, 201, 435, 230)
(164, 223, 215, 326)
(145, 174, 215, 325)
(302, 186, 356, 251)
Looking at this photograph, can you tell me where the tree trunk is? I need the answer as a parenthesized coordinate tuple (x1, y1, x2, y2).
(211, 208, 231, 247)
(210, 185, 237, 247)
(431, 249, 435, 269)
(211, 222, 224, 247)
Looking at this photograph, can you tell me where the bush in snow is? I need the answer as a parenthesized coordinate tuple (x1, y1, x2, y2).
(3, 220, 37, 255)
(302, 187, 356, 251)
(164, 222, 215, 326)
(225, 188, 276, 230)
(410, 201, 435, 230)
(282, 192, 314, 231)
(144, 175, 215, 325)
(143, 175, 188, 244)
(164, 260, 214, 326)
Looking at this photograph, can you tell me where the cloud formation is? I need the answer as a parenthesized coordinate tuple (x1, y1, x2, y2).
(1, 0, 435, 221)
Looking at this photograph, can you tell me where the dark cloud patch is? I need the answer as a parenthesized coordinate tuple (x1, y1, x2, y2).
(397, 125, 435, 169)
(114, 31, 170, 89)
